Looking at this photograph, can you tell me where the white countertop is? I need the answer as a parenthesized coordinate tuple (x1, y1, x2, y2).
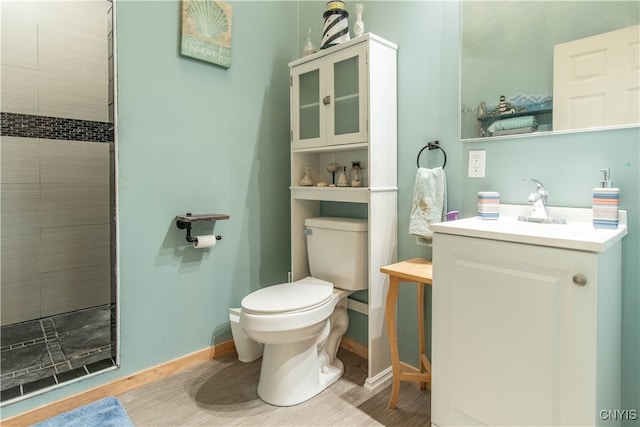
(431, 205, 628, 252)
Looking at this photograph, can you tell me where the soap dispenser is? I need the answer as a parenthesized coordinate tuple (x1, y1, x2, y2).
(593, 168, 620, 229)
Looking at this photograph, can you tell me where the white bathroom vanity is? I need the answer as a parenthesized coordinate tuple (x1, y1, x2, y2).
(430, 205, 628, 426)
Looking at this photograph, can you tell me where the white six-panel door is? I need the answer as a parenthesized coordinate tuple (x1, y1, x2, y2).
(553, 25, 640, 130)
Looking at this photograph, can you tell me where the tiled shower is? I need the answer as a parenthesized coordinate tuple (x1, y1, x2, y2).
(0, 1, 116, 401)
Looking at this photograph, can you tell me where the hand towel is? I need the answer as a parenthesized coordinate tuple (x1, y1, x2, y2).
(409, 166, 447, 246)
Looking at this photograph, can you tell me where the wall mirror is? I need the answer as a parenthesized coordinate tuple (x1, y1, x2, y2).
(460, 1, 640, 141)
(0, 1, 117, 405)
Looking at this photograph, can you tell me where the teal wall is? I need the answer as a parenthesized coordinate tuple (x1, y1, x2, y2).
(3, 0, 638, 419)
(2, 0, 296, 418)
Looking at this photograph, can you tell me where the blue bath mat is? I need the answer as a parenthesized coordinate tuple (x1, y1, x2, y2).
(31, 396, 134, 427)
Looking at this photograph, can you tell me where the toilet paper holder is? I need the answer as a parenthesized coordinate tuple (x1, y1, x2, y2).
(175, 212, 229, 244)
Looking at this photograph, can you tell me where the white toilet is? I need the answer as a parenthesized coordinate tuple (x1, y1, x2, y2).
(237, 216, 368, 406)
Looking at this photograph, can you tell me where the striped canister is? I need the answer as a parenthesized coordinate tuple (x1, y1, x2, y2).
(477, 191, 500, 220)
(321, 1, 350, 49)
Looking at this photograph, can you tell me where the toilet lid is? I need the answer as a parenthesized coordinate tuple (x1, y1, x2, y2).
(241, 277, 334, 314)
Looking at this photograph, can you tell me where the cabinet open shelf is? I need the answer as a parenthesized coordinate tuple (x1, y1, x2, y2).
(292, 142, 368, 154)
(291, 186, 370, 203)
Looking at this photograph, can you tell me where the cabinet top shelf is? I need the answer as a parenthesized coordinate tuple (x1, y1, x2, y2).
(292, 142, 368, 153)
(289, 33, 397, 68)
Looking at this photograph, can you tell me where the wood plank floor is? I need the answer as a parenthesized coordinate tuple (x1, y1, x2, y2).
(118, 348, 431, 426)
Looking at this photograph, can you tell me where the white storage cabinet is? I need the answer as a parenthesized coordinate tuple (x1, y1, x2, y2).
(289, 33, 398, 388)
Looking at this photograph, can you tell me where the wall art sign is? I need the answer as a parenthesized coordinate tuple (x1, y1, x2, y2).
(180, 0, 232, 68)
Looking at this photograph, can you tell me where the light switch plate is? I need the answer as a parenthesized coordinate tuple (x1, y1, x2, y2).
(468, 150, 486, 177)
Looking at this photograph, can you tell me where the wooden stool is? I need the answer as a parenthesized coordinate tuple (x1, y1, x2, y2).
(380, 258, 433, 409)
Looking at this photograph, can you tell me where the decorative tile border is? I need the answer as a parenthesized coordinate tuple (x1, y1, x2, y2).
(0, 112, 113, 143)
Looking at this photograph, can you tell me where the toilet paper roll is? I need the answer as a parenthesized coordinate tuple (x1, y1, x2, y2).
(193, 235, 217, 249)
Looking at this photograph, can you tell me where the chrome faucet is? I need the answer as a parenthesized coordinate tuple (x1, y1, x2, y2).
(523, 178, 549, 220)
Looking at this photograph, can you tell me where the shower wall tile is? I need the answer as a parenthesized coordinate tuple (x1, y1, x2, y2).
(0, 137, 40, 184)
(0, 279, 41, 325)
(40, 139, 110, 184)
(41, 182, 110, 228)
(1, 232, 41, 325)
(40, 140, 111, 227)
(1, 233, 40, 283)
(0, 2, 38, 69)
(0, 65, 39, 116)
(0, 137, 40, 326)
(40, 224, 110, 273)
(0, 184, 40, 233)
(1, 0, 114, 325)
(0, 138, 112, 323)
(38, 26, 108, 122)
(41, 264, 110, 317)
(38, 69, 108, 123)
(38, 1, 109, 37)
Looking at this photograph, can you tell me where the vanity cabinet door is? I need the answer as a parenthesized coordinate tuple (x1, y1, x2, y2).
(432, 233, 605, 426)
(290, 42, 368, 150)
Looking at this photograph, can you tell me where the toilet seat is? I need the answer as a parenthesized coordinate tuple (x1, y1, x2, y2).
(240, 277, 337, 334)
(241, 277, 334, 315)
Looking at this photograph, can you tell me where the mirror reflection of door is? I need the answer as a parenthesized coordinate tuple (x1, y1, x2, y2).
(553, 25, 640, 130)
(460, 1, 640, 141)
(0, 1, 117, 404)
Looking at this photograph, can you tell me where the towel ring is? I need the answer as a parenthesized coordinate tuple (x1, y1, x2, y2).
(416, 140, 447, 169)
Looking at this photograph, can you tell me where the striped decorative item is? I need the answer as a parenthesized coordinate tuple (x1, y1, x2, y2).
(321, 1, 350, 49)
(477, 191, 500, 220)
(593, 188, 619, 229)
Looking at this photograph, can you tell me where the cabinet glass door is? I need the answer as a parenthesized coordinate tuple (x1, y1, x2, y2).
(328, 45, 368, 146)
(292, 63, 323, 150)
(334, 56, 359, 135)
(299, 69, 320, 140)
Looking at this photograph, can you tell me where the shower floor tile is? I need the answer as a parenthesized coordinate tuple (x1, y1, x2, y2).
(0, 321, 44, 347)
(0, 305, 115, 402)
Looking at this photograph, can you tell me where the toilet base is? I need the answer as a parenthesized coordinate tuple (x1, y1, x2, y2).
(257, 334, 343, 407)
(249, 302, 350, 406)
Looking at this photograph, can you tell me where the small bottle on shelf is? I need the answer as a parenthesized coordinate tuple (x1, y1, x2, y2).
(350, 161, 362, 187)
(337, 166, 349, 187)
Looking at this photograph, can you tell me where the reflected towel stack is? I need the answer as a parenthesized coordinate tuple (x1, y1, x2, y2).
(593, 189, 619, 229)
(487, 115, 538, 136)
(477, 191, 500, 219)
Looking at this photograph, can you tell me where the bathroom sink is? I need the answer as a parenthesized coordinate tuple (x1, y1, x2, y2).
(517, 216, 567, 224)
(431, 204, 628, 252)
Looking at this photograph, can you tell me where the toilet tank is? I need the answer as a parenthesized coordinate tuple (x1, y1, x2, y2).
(304, 217, 368, 291)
